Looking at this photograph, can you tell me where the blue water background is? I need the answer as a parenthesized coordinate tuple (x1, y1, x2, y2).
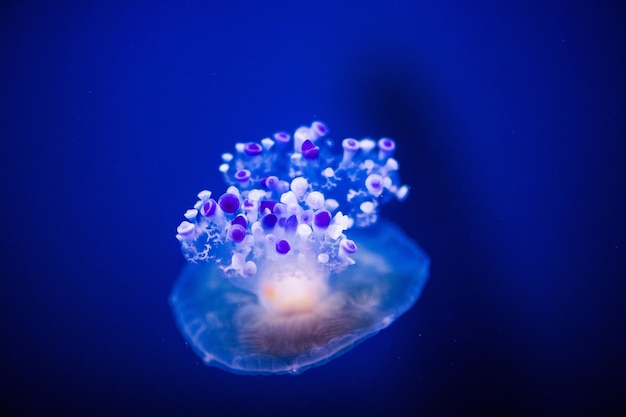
(1, 1, 624, 415)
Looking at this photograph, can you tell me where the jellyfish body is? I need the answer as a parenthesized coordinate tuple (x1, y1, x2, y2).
(171, 122, 429, 375)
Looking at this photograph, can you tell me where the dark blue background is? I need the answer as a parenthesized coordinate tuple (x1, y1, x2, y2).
(2, 1, 624, 416)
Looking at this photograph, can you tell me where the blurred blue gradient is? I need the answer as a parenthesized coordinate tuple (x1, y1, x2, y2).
(1, 1, 624, 416)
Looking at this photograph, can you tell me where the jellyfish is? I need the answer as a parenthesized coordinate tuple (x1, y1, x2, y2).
(171, 122, 430, 375)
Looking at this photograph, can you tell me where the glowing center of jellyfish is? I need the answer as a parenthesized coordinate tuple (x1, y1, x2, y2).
(170, 121, 430, 375)
(259, 261, 328, 315)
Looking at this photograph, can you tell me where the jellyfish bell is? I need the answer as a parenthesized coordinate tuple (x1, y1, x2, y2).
(170, 122, 430, 375)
